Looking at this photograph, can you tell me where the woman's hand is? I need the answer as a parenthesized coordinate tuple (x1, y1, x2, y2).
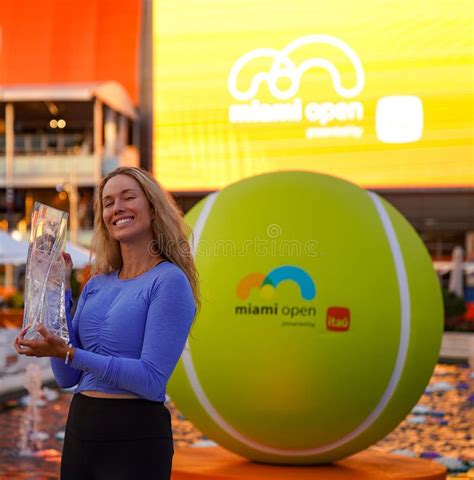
(14, 325, 68, 359)
(62, 252, 73, 290)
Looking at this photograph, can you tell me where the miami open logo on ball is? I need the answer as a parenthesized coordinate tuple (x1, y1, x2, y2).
(235, 265, 317, 326)
(235, 265, 351, 331)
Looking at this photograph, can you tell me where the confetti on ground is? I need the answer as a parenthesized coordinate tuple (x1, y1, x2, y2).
(371, 363, 473, 478)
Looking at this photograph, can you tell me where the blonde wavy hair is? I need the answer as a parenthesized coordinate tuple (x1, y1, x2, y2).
(91, 166, 200, 313)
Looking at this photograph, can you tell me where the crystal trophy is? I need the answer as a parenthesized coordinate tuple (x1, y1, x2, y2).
(22, 202, 69, 343)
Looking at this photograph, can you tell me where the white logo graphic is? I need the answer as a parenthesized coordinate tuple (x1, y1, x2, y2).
(228, 35, 423, 143)
(228, 34, 365, 101)
(376, 96, 424, 143)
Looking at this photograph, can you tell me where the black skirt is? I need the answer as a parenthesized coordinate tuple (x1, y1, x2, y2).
(61, 393, 174, 480)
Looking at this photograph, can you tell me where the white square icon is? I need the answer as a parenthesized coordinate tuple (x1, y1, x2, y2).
(375, 96, 423, 143)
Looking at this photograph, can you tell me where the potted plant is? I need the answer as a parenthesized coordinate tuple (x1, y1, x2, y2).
(442, 288, 472, 332)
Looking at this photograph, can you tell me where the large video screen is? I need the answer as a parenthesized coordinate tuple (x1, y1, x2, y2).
(153, 0, 473, 191)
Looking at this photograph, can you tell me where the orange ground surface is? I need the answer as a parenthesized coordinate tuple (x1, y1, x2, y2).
(172, 446, 447, 480)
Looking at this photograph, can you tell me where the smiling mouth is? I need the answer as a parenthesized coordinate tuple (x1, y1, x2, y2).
(113, 216, 135, 226)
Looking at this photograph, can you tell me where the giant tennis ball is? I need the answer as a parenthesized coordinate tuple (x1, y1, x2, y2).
(168, 171, 442, 464)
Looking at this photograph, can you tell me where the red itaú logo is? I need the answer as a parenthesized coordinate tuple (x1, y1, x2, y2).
(326, 307, 350, 332)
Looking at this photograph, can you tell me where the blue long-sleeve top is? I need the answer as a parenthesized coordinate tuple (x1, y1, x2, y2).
(50, 261, 196, 402)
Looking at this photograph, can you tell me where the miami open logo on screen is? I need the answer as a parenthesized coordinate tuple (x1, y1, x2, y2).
(228, 34, 423, 143)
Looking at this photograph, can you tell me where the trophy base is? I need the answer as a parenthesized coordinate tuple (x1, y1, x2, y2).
(172, 446, 447, 480)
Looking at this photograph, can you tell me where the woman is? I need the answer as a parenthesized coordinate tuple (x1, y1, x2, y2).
(14, 166, 199, 479)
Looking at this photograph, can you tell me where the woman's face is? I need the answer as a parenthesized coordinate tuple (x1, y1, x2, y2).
(102, 174, 154, 244)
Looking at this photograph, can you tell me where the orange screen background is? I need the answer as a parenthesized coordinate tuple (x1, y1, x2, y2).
(0, 0, 141, 103)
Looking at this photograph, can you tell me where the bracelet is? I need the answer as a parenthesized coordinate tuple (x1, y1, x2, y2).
(64, 343, 73, 365)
